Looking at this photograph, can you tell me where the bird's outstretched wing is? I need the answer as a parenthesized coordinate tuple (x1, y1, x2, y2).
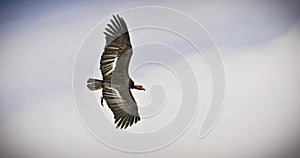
(100, 14, 140, 129)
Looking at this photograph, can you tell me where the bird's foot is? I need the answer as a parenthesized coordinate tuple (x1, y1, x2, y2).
(101, 97, 104, 106)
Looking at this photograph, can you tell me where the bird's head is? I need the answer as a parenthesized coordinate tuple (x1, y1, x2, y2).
(134, 84, 145, 91)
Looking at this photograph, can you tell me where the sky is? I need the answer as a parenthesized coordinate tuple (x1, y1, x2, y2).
(0, 0, 300, 157)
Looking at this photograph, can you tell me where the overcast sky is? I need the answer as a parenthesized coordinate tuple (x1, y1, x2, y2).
(0, 0, 300, 158)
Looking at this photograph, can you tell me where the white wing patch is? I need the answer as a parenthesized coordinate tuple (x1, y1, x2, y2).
(112, 88, 122, 98)
(104, 56, 118, 76)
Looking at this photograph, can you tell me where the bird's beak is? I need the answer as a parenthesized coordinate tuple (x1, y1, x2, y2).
(136, 85, 145, 91)
(139, 86, 145, 91)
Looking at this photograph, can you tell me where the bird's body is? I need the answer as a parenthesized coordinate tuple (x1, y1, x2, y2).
(87, 15, 145, 129)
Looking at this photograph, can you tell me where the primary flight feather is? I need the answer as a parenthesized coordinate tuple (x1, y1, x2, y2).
(87, 15, 145, 129)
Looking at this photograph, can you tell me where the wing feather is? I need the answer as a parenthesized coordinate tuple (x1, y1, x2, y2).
(113, 15, 123, 32)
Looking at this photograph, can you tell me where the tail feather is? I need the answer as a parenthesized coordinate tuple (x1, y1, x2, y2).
(87, 78, 103, 91)
(87, 78, 102, 83)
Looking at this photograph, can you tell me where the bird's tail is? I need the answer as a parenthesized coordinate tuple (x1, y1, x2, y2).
(87, 78, 103, 90)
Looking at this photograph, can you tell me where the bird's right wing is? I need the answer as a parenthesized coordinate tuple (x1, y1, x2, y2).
(102, 81, 141, 129)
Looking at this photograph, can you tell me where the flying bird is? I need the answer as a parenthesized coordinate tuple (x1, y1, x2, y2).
(87, 15, 145, 129)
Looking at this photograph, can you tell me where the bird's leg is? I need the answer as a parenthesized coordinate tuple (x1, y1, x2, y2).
(101, 97, 104, 106)
(133, 84, 145, 91)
